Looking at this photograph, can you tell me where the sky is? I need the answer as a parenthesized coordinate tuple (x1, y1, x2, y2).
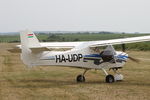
(0, 0, 150, 33)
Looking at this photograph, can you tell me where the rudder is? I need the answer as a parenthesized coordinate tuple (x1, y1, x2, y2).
(20, 30, 41, 67)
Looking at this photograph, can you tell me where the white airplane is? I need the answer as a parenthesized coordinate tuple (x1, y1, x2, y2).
(9, 30, 150, 83)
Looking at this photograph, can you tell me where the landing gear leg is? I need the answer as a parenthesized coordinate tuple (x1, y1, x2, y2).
(76, 69, 88, 82)
(102, 68, 115, 83)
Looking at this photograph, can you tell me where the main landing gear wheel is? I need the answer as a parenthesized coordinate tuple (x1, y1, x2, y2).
(106, 75, 115, 83)
(76, 75, 85, 82)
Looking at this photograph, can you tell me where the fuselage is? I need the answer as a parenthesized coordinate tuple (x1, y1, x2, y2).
(29, 47, 128, 70)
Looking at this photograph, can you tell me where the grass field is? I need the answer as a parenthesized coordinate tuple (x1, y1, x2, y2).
(0, 43, 150, 100)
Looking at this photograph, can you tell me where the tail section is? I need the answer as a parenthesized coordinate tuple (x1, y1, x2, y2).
(20, 30, 41, 67)
(20, 30, 41, 48)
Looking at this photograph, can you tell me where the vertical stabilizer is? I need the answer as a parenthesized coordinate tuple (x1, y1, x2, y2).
(20, 30, 41, 48)
(20, 30, 40, 67)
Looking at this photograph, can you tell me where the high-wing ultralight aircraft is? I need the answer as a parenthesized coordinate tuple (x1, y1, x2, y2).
(9, 30, 150, 83)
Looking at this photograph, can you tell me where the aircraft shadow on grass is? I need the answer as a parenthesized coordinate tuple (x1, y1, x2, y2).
(11, 79, 150, 88)
(12, 79, 103, 88)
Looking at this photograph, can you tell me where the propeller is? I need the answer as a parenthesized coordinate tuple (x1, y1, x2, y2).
(128, 56, 140, 63)
(121, 44, 140, 63)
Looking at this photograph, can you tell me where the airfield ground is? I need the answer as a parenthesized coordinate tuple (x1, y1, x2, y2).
(0, 43, 150, 100)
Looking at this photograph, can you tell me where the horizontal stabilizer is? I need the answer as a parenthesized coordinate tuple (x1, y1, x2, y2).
(7, 45, 21, 53)
(7, 47, 21, 53)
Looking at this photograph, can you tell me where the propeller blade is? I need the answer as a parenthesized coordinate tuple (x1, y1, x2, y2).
(128, 56, 140, 63)
(120, 44, 140, 63)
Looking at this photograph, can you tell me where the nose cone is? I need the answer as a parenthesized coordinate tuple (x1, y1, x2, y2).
(116, 51, 128, 61)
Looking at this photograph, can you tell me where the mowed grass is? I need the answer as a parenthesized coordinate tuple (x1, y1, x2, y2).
(0, 43, 150, 100)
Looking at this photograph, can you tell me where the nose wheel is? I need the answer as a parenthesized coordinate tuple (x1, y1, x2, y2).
(114, 74, 124, 81)
(102, 68, 124, 83)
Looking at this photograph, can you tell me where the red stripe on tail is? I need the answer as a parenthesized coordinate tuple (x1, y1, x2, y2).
(28, 34, 33, 36)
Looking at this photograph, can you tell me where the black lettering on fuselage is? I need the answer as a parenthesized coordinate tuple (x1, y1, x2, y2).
(62, 55, 66, 62)
(73, 54, 78, 62)
(68, 54, 73, 62)
(55, 55, 61, 63)
(55, 54, 83, 63)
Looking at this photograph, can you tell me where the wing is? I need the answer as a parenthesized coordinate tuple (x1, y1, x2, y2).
(89, 35, 150, 48)
(8, 30, 150, 53)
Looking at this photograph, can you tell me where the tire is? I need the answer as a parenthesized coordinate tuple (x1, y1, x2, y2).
(76, 75, 85, 82)
(106, 75, 115, 83)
